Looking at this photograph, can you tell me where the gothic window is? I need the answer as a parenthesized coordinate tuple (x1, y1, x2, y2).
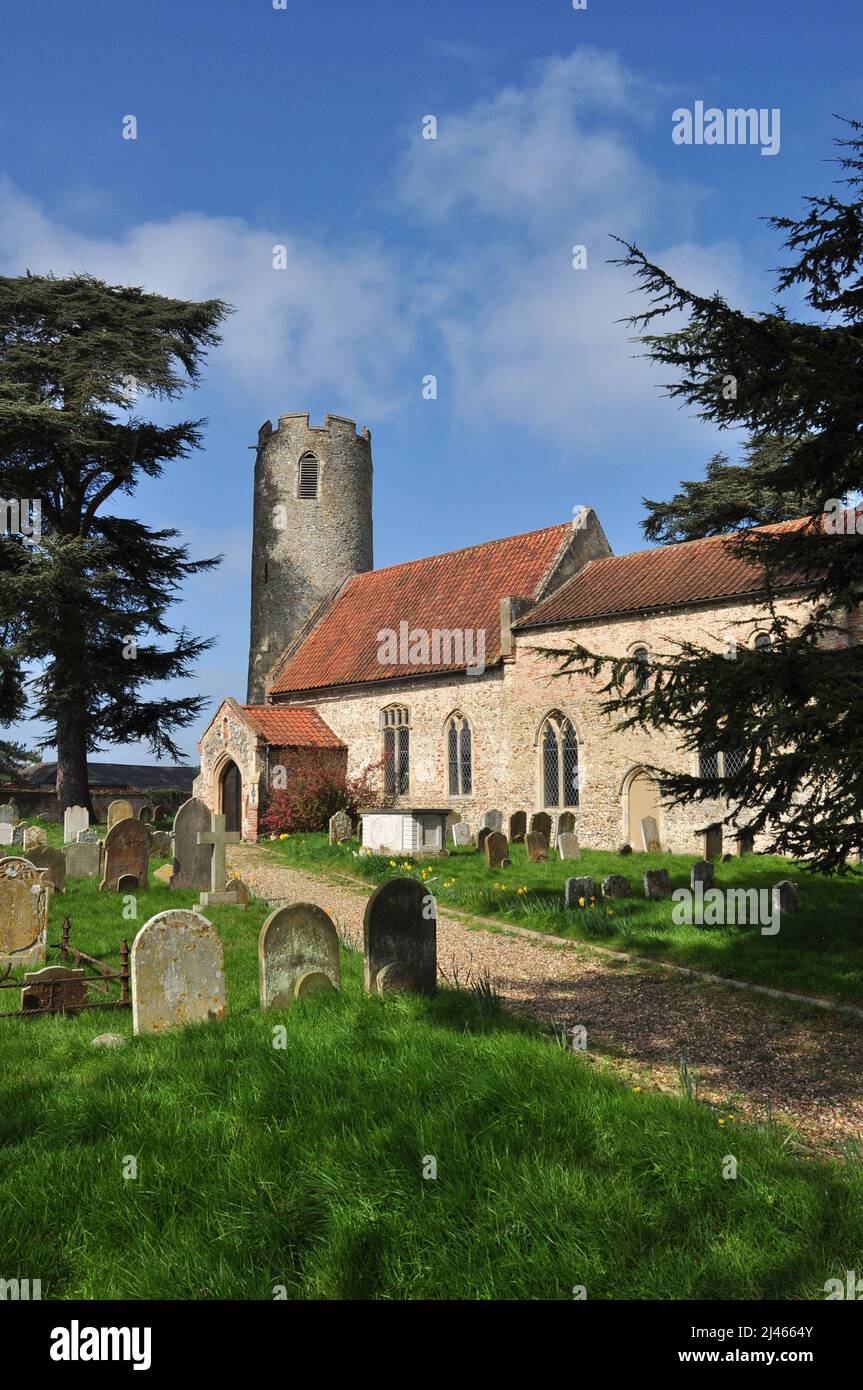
(698, 746, 720, 780)
(632, 645, 650, 692)
(297, 452, 319, 500)
(381, 705, 410, 794)
(539, 711, 579, 808)
(446, 712, 472, 795)
(724, 747, 746, 779)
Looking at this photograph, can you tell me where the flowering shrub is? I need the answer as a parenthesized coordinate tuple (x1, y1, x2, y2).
(259, 749, 387, 835)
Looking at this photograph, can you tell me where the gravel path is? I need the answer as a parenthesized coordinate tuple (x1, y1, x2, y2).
(228, 844, 863, 1152)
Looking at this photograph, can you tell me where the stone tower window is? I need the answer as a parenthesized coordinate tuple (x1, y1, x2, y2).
(446, 712, 472, 795)
(297, 452, 319, 500)
(539, 710, 579, 808)
(381, 705, 410, 794)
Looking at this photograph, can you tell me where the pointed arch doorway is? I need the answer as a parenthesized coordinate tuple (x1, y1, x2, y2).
(627, 770, 661, 850)
(220, 760, 242, 834)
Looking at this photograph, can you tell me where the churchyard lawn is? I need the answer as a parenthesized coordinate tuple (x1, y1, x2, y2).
(265, 835, 863, 1007)
(2, 853, 863, 1299)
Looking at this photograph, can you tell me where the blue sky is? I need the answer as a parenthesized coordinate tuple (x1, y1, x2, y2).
(1, 0, 859, 763)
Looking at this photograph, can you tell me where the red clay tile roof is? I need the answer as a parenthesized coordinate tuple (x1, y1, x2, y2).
(270, 523, 572, 694)
(240, 705, 344, 747)
(516, 520, 806, 629)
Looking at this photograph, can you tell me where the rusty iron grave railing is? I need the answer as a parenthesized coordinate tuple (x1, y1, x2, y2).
(0, 917, 130, 1019)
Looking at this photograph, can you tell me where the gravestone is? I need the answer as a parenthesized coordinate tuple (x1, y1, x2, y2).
(452, 823, 472, 848)
(153, 864, 173, 885)
(601, 874, 630, 899)
(138, 806, 153, 823)
(259, 902, 341, 1008)
(101, 817, 150, 892)
(476, 827, 492, 854)
(23, 826, 47, 853)
(557, 812, 575, 837)
(0, 823, 12, 846)
(640, 815, 661, 853)
(691, 860, 714, 889)
(21, 965, 86, 1013)
(557, 832, 580, 861)
(508, 811, 527, 844)
(702, 824, 723, 860)
(65, 841, 101, 879)
(197, 813, 242, 906)
(107, 799, 134, 830)
(525, 831, 548, 862)
(63, 805, 89, 844)
(565, 876, 595, 907)
(363, 877, 436, 995)
(77, 828, 99, 843)
(328, 810, 353, 845)
(484, 831, 510, 868)
(150, 830, 172, 856)
(170, 798, 213, 890)
(230, 877, 251, 906)
(619, 843, 632, 855)
(529, 812, 552, 841)
(481, 809, 503, 833)
(131, 909, 227, 1035)
(0, 857, 50, 966)
(643, 868, 670, 900)
(772, 880, 797, 915)
(0, 802, 16, 824)
(11, 825, 24, 846)
(26, 844, 67, 892)
(153, 804, 168, 821)
(736, 829, 755, 856)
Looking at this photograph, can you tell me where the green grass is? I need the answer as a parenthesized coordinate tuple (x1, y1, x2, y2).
(264, 833, 863, 1006)
(1, 861, 862, 1299)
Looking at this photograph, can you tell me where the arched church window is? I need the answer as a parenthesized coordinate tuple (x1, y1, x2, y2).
(698, 745, 720, 780)
(539, 711, 579, 808)
(297, 452, 319, 500)
(632, 645, 650, 692)
(380, 705, 410, 794)
(446, 712, 472, 795)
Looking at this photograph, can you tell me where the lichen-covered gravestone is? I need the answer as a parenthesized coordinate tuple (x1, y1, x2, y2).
(481, 809, 503, 833)
(643, 868, 670, 900)
(26, 844, 67, 892)
(77, 828, 99, 843)
(23, 826, 47, 853)
(328, 810, 352, 845)
(0, 823, 12, 846)
(11, 825, 25, 846)
(101, 817, 150, 892)
(131, 909, 227, 1035)
(557, 832, 580, 861)
(602, 874, 630, 899)
(0, 857, 50, 967)
(170, 798, 213, 890)
(565, 876, 595, 907)
(259, 902, 340, 1008)
(484, 831, 510, 868)
(0, 802, 16, 824)
(452, 822, 472, 847)
(107, 800, 134, 830)
(691, 860, 715, 889)
(63, 805, 89, 844)
(557, 812, 575, 837)
(65, 841, 101, 879)
(363, 877, 437, 995)
(529, 812, 552, 842)
(508, 811, 527, 844)
(640, 815, 661, 853)
(525, 831, 548, 863)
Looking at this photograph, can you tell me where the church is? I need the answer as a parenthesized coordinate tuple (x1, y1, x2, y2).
(195, 411, 803, 854)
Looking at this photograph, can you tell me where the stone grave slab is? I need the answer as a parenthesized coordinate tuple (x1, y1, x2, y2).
(363, 877, 436, 995)
(131, 909, 227, 1035)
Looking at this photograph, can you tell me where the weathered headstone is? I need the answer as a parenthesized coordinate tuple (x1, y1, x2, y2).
(452, 822, 472, 847)
(0, 857, 50, 966)
(529, 812, 552, 841)
(170, 798, 213, 890)
(138, 806, 153, 823)
(0, 802, 16, 824)
(565, 876, 595, 907)
(65, 840, 101, 879)
(702, 824, 723, 861)
(23, 826, 47, 853)
(21, 965, 86, 1013)
(107, 799, 134, 830)
(772, 880, 797, 915)
(328, 810, 352, 845)
(643, 868, 670, 900)
(558, 832, 580, 861)
(153, 863, 173, 885)
(525, 831, 548, 862)
(117, 874, 139, 892)
(691, 860, 714, 889)
(101, 817, 150, 892)
(153, 804, 168, 822)
(131, 909, 227, 1035)
(26, 844, 67, 892)
(640, 815, 661, 853)
(363, 877, 436, 995)
(77, 828, 99, 843)
(601, 874, 630, 899)
(150, 830, 172, 856)
(259, 902, 341, 1008)
(11, 825, 24, 846)
(197, 813, 242, 906)
(557, 811, 576, 837)
(619, 842, 632, 855)
(481, 809, 503, 833)
(0, 823, 12, 846)
(476, 827, 492, 854)
(736, 829, 755, 856)
(484, 831, 510, 868)
(508, 811, 527, 844)
(63, 805, 89, 844)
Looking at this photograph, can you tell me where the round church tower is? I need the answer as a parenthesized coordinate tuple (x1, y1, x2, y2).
(246, 412, 373, 703)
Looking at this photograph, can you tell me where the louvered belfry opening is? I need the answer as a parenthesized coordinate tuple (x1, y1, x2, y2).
(297, 452, 319, 499)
